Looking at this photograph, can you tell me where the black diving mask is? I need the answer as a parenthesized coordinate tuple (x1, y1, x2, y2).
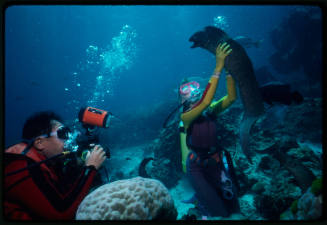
(49, 126, 71, 140)
(38, 126, 71, 140)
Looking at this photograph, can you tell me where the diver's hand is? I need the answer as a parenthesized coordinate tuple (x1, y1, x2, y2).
(85, 144, 106, 170)
(214, 42, 232, 73)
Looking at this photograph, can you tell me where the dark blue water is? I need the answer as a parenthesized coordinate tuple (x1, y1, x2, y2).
(4, 5, 321, 146)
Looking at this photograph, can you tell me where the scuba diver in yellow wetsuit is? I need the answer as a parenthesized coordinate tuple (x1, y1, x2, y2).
(179, 42, 240, 218)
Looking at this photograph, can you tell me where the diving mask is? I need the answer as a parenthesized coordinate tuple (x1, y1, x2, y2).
(51, 126, 71, 140)
(38, 126, 71, 140)
(179, 81, 202, 103)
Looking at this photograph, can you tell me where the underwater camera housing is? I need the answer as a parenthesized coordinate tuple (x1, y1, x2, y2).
(79, 107, 111, 128)
(76, 106, 111, 159)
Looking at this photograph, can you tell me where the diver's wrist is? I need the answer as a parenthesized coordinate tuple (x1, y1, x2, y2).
(214, 66, 223, 74)
(212, 71, 220, 78)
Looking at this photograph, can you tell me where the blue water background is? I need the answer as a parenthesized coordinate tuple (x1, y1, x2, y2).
(4, 5, 320, 146)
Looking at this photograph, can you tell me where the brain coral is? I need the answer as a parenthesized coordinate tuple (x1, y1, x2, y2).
(76, 176, 177, 220)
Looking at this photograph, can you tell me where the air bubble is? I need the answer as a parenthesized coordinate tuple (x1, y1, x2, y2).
(213, 15, 230, 30)
(70, 25, 137, 109)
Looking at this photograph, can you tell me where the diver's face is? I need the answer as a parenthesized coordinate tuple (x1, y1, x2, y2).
(38, 120, 65, 158)
(179, 81, 201, 107)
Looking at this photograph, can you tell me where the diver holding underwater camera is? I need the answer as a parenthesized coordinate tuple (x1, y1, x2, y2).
(62, 107, 113, 190)
(4, 111, 107, 220)
(76, 107, 111, 161)
(4, 107, 115, 219)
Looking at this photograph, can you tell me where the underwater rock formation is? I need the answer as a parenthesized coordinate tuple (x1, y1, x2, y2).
(255, 194, 294, 220)
(192, 97, 321, 220)
(76, 177, 177, 220)
(280, 178, 322, 220)
(269, 7, 322, 83)
(104, 89, 321, 220)
(255, 140, 316, 192)
(148, 123, 182, 189)
(245, 98, 321, 219)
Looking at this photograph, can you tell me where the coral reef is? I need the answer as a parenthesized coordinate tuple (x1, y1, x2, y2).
(255, 194, 294, 220)
(219, 98, 321, 219)
(296, 190, 322, 220)
(101, 90, 321, 220)
(146, 97, 321, 219)
(239, 194, 262, 220)
(76, 177, 177, 220)
(291, 200, 298, 214)
(280, 178, 323, 220)
(310, 178, 322, 196)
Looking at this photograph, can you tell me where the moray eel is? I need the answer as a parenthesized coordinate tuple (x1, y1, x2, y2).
(189, 26, 265, 163)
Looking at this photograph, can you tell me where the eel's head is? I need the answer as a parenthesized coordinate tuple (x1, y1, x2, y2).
(189, 26, 228, 49)
(189, 31, 207, 48)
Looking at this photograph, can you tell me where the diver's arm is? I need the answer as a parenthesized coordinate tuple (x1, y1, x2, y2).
(180, 43, 232, 172)
(209, 74, 237, 115)
(179, 121, 189, 173)
(181, 74, 220, 129)
(179, 73, 220, 173)
(5, 158, 97, 219)
(181, 42, 232, 129)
